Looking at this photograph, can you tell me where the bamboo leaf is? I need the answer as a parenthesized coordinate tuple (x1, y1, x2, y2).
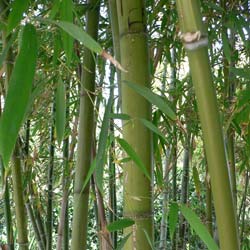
(116, 233, 132, 250)
(116, 138, 150, 180)
(107, 218, 134, 232)
(54, 20, 102, 54)
(120, 157, 131, 164)
(231, 67, 250, 79)
(180, 205, 219, 250)
(37, 19, 126, 71)
(124, 81, 176, 121)
(49, 0, 61, 19)
(52, 33, 61, 66)
(139, 118, 167, 143)
(95, 93, 113, 191)
(143, 229, 156, 250)
(55, 77, 66, 146)
(0, 24, 37, 166)
(169, 202, 179, 241)
(81, 159, 96, 193)
(7, 0, 30, 34)
(60, 0, 73, 65)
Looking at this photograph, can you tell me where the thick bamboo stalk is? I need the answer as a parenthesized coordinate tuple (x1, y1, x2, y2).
(117, 1, 153, 249)
(176, 1, 240, 249)
(71, 1, 100, 249)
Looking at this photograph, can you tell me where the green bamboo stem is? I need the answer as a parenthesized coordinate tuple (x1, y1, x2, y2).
(170, 48, 178, 250)
(108, 66, 117, 248)
(221, 0, 237, 206)
(159, 150, 171, 250)
(26, 201, 44, 250)
(63, 82, 70, 250)
(176, 1, 240, 249)
(46, 103, 55, 250)
(95, 182, 112, 250)
(179, 139, 191, 249)
(117, 1, 153, 249)
(56, 75, 70, 250)
(23, 122, 44, 250)
(159, 60, 169, 250)
(12, 143, 29, 250)
(108, 0, 121, 110)
(239, 170, 249, 244)
(0, 157, 14, 250)
(205, 164, 213, 236)
(71, 1, 100, 249)
(35, 209, 47, 250)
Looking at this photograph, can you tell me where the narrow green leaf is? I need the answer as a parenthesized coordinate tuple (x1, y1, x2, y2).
(231, 67, 250, 79)
(55, 77, 66, 145)
(7, 0, 30, 34)
(60, 0, 73, 65)
(49, 0, 61, 19)
(143, 229, 155, 250)
(80, 91, 113, 194)
(116, 138, 150, 180)
(52, 33, 61, 66)
(193, 166, 201, 197)
(95, 93, 113, 191)
(81, 159, 96, 193)
(107, 218, 135, 232)
(116, 233, 132, 250)
(180, 205, 219, 250)
(54, 20, 102, 54)
(139, 118, 167, 143)
(124, 81, 176, 121)
(120, 157, 131, 164)
(169, 202, 179, 240)
(0, 24, 37, 166)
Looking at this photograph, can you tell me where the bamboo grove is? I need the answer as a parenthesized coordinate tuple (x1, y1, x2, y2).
(0, 1, 249, 250)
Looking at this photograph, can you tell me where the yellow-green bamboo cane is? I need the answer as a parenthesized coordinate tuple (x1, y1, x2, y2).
(117, 1, 153, 249)
(176, 1, 240, 249)
(71, 1, 100, 249)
